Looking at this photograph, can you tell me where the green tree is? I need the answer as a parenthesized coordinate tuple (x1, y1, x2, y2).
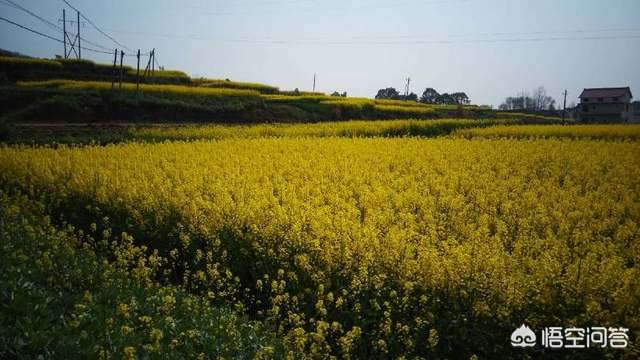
(420, 88, 440, 104)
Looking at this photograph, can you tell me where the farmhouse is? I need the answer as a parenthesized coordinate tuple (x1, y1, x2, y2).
(578, 87, 633, 123)
(633, 101, 640, 123)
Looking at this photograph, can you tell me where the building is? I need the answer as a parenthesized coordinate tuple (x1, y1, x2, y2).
(577, 87, 633, 123)
(633, 101, 640, 123)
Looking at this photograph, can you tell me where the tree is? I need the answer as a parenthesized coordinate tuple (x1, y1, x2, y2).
(331, 91, 341, 97)
(375, 87, 400, 100)
(420, 88, 440, 104)
(451, 92, 470, 105)
(405, 92, 418, 101)
(500, 87, 557, 111)
(532, 86, 555, 111)
(436, 93, 456, 105)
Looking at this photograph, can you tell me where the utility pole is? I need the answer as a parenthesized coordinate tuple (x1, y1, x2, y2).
(136, 49, 141, 93)
(62, 9, 67, 58)
(60, 9, 85, 59)
(142, 49, 156, 81)
(118, 50, 124, 89)
(111, 49, 118, 90)
(77, 10, 81, 59)
(405, 77, 411, 99)
(562, 89, 568, 124)
(313, 73, 316, 92)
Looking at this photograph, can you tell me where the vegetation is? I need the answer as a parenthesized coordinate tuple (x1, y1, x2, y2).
(375, 87, 471, 105)
(495, 112, 564, 123)
(375, 87, 418, 101)
(419, 87, 470, 105)
(0, 80, 559, 128)
(17, 80, 261, 100)
(0, 56, 189, 84)
(0, 192, 282, 358)
(1, 134, 638, 358)
(456, 124, 640, 140)
(196, 79, 280, 94)
(0, 56, 63, 81)
(499, 86, 557, 111)
(128, 119, 522, 142)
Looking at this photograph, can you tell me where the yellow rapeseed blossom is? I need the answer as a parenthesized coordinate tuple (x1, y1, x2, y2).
(0, 135, 638, 357)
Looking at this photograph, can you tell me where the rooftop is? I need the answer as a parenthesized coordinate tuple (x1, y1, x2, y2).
(579, 87, 632, 99)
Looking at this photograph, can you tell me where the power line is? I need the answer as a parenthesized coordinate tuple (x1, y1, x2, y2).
(0, 16, 62, 44)
(0, 0, 114, 53)
(0, 0, 60, 32)
(61, 0, 133, 52)
(99, 27, 640, 45)
(0, 16, 116, 55)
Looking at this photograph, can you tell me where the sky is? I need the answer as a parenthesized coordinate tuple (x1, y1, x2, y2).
(1, 0, 639, 107)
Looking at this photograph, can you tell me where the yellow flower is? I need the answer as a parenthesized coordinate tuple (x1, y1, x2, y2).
(162, 295, 176, 312)
(123, 346, 136, 360)
(150, 328, 164, 343)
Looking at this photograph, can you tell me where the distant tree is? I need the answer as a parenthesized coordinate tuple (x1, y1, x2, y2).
(331, 91, 341, 97)
(375, 87, 401, 100)
(436, 93, 456, 105)
(405, 92, 418, 101)
(532, 86, 556, 111)
(420, 88, 440, 104)
(451, 92, 470, 105)
(500, 87, 557, 111)
(341, 91, 347, 97)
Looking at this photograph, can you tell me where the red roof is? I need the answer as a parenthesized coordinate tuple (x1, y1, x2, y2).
(579, 87, 632, 99)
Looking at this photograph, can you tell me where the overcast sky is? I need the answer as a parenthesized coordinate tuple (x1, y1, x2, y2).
(1, 0, 639, 106)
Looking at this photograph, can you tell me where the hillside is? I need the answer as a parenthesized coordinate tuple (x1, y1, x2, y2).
(0, 55, 556, 128)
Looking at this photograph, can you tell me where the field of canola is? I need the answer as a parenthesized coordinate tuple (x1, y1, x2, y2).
(1, 135, 639, 358)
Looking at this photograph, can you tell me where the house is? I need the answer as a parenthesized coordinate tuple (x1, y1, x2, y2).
(577, 87, 633, 123)
(633, 101, 640, 123)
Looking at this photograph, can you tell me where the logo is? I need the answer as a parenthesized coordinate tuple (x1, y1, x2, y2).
(510, 325, 629, 349)
(511, 324, 537, 347)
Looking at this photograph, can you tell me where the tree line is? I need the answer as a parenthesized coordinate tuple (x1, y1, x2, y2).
(375, 87, 470, 105)
(499, 86, 557, 111)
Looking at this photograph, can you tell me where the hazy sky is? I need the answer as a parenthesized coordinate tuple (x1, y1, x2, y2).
(1, 0, 639, 106)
